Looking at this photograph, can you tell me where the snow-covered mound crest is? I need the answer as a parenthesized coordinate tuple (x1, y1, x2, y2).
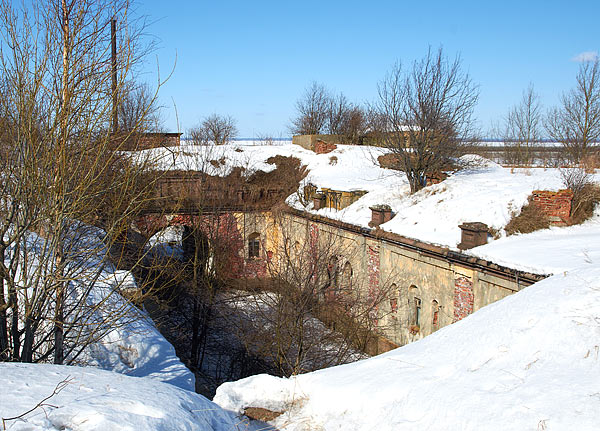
(0, 363, 242, 431)
(140, 143, 599, 268)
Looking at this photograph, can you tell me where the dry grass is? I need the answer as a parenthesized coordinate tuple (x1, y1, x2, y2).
(488, 226, 502, 240)
(570, 183, 600, 225)
(505, 200, 551, 236)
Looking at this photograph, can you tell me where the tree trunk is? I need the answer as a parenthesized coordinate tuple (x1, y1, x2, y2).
(189, 295, 201, 370)
(9, 281, 19, 360)
(0, 276, 8, 360)
(53, 0, 69, 365)
(53, 245, 65, 364)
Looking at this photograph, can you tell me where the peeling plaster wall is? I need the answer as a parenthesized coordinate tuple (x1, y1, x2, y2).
(139, 210, 542, 351)
(267, 212, 541, 349)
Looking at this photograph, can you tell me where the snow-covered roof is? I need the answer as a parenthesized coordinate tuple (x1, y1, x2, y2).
(139, 141, 600, 275)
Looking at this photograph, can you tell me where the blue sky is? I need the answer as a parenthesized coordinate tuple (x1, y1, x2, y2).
(135, 0, 599, 138)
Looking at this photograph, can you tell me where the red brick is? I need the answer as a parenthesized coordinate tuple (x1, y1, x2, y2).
(453, 277, 474, 322)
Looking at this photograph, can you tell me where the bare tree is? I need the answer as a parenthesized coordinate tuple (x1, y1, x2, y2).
(187, 125, 208, 146)
(502, 84, 543, 165)
(0, 0, 165, 364)
(339, 105, 368, 145)
(230, 213, 394, 376)
(290, 82, 330, 135)
(375, 47, 479, 193)
(190, 114, 237, 145)
(291, 83, 368, 143)
(326, 92, 368, 144)
(326, 92, 350, 135)
(118, 81, 163, 132)
(547, 60, 600, 164)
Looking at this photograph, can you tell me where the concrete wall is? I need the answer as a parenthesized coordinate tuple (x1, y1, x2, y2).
(292, 134, 344, 152)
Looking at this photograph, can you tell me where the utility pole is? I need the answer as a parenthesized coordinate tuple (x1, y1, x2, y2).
(111, 17, 117, 134)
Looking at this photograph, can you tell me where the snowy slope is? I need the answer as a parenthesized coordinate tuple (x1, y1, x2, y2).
(0, 224, 261, 430)
(0, 363, 243, 431)
(214, 265, 600, 430)
(468, 211, 600, 274)
(81, 305, 195, 391)
(10, 224, 195, 391)
(139, 143, 598, 265)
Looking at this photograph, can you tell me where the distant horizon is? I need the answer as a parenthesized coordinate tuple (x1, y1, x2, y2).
(186, 136, 599, 145)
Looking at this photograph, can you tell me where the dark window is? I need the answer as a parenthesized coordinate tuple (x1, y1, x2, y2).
(408, 285, 420, 326)
(248, 233, 260, 258)
(389, 283, 398, 313)
(328, 256, 339, 292)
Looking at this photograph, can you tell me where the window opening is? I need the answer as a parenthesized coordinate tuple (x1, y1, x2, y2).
(248, 232, 260, 258)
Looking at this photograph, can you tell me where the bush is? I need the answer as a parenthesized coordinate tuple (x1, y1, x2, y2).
(505, 199, 551, 236)
(570, 183, 600, 224)
(560, 168, 600, 224)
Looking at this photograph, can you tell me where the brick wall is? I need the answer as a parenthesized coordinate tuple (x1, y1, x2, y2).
(367, 244, 380, 327)
(531, 189, 573, 224)
(111, 132, 181, 150)
(314, 140, 337, 154)
(135, 213, 267, 279)
(453, 276, 474, 322)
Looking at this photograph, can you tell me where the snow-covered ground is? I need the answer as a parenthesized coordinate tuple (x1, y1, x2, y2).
(0, 363, 245, 431)
(214, 265, 600, 430)
(467, 213, 600, 274)
(81, 301, 195, 390)
(5, 141, 597, 430)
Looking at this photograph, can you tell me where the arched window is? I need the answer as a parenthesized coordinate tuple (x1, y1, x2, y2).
(341, 262, 353, 293)
(248, 232, 260, 258)
(432, 300, 440, 331)
(409, 285, 421, 327)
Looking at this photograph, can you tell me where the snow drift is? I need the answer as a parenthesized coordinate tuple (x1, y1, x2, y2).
(0, 363, 243, 431)
(214, 265, 600, 430)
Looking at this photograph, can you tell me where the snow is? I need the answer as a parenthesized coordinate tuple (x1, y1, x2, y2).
(138, 142, 599, 273)
(214, 265, 600, 430)
(82, 307, 195, 391)
(23, 224, 196, 391)
(5, 141, 597, 430)
(468, 211, 600, 274)
(0, 363, 243, 431)
(0, 223, 260, 430)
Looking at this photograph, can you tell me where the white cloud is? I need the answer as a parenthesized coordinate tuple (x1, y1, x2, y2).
(572, 51, 598, 62)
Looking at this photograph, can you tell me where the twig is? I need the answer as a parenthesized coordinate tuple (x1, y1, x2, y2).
(2, 376, 73, 429)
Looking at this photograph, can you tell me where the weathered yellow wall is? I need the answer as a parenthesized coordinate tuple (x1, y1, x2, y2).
(233, 210, 539, 350)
